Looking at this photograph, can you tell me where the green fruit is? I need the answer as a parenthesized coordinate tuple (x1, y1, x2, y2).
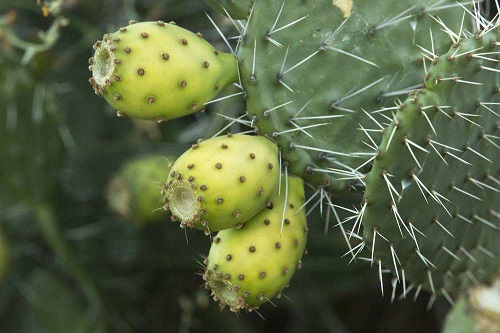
(107, 155, 174, 225)
(164, 134, 279, 232)
(89, 21, 238, 122)
(203, 175, 307, 312)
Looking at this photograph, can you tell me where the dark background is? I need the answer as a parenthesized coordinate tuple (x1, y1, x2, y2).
(1, 1, 496, 332)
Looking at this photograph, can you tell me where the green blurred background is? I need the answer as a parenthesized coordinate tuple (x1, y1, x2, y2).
(0, 1, 461, 332)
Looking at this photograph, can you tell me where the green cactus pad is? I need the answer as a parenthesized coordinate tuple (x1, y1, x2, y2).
(90, 21, 238, 121)
(106, 155, 175, 225)
(237, 0, 467, 195)
(164, 134, 279, 232)
(203, 174, 307, 312)
(204, 0, 250, 20)
(359, 30, 499, 297)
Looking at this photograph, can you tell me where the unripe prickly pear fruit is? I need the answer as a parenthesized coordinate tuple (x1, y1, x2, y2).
(107, 155, 174, 225)
(203, 175, 307, 312)
(164, 134, 279, 232)
(89, 21, 238, 122)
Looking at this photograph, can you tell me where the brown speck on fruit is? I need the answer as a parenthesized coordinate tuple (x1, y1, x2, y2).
(113, 58, 121, 64)
(113, 37, 120, 42)
(224, 273, 230, 280)
(192, 143, 199, 149)
(203, 61, 210, 68)
(239, 176, 246, 183)
(141, 32, 148, 38)
(196, 32, 203, 38)
(113, 74, 121, 81)
(147, 96, 156, 104)
(197, 195, 203, 202)
(243, 291, 250, 297)
(296, 261, 302, 269)
(249, 153, 256, 159)
(216, 197, 224, 204)
(284, 219, 290, 225)
(215, 163, 222, 169)
(214, 237, 220, 244)
(124, 47, 131, 53)
(181, 80, 187, 88)
(201, 220, 208, 226)
(215, 84, 221, 90)
(238, 274, 244, 280)
(119, 27, 127, 32)
(200, 185, 207, 191)
(169, 21, 177, 25)
(227, 132, 233, 138)
(129, 20, 136, 25)
(221, 143, 228, 149)
(162, 53, 170, 60)
(188, 176, 194, 182)
(214, 50, 219, 55)
(213, 264, 218, 270)
(283, 268, 289, 275)
(234, 210, 242, 218)
(156, 117, 166, 123)
(264, 219, 270, 225)
(113, 94, 122, 101)
(157, 21, 165, 26)
(235, 222, 243, 229)
(258, 189, 264, 196)
(249, 246, 256, 253)
(275, 242, 281, 249)
(181, 38, 188, 45)
(259, 272, 266, 278)
(138, 68, 145, 76)
(226, 254, 232, 261)
(258, 294, 265, 301)
(191, 103, 198, 111)
(187, 163, 194, 169)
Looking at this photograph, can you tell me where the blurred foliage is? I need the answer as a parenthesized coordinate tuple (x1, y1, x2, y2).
(1, 0, 487, 332)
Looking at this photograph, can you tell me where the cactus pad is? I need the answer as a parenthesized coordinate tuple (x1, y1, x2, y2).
(358, 30, 499, 298)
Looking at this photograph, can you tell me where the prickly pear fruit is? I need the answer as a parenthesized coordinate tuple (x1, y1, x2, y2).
(164, 134, 279, 232)
(203, 175, 307, 312)
(0, 232, 8, 282)
(89, 21, 238, 122)
(107, 155, 174, 225)
(203, 0, 250, 20)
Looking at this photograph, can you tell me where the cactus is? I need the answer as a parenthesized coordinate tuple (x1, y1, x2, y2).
(89, 0, 500, 315)
(202, 174, 307, 312)
(89, 21, 238, 122)
(107, 155, 175, 225)
(164, 134, 280, 232)
(358, 30, 500, 299)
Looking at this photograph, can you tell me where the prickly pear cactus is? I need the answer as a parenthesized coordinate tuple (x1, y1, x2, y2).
(89, 21, 238, 122)
(237, 0, 467, 194)
(203, 174, 307, 312)
(107, 155, 175, 225)
(359, 29, 500, 299)
(164, 134, 280, 232)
